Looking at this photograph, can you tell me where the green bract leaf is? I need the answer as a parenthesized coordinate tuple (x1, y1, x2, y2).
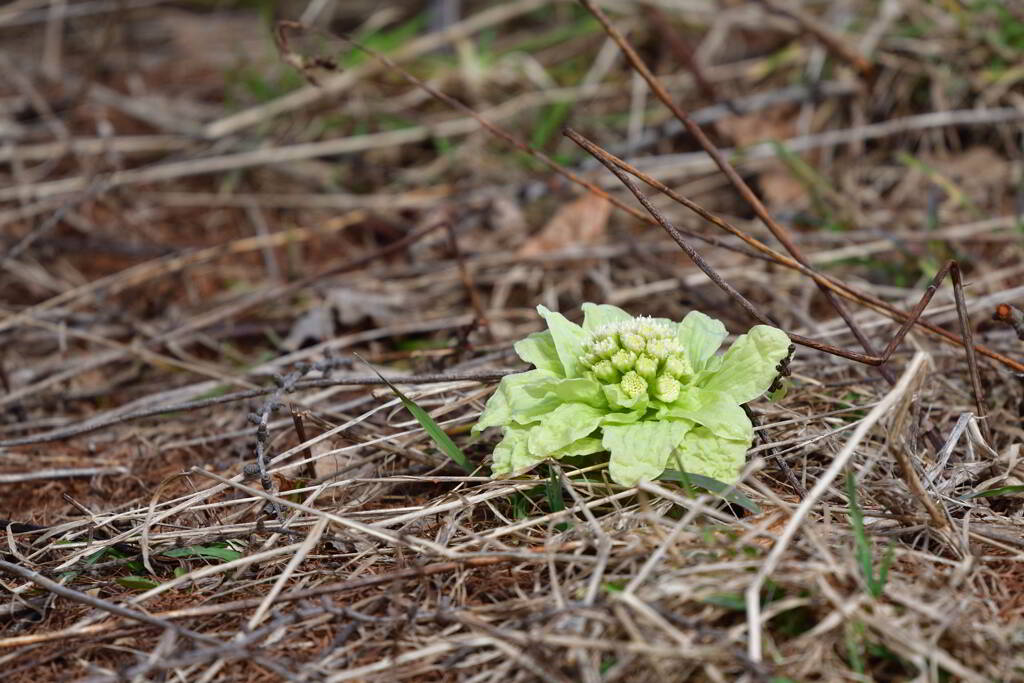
(528, 403, 605, 456)
(603, 420, 693, 486)
(601, 382, 650, 412)
(581, 302, 633, 332)
(514, 330, 564, 376)
(473, 369, 559, 434)
(671, 426, 748, 483)
(491, 426, 541, 477)
(678, 311, 727, 372)
(600, 409, 645, 426)
(536, 305, 587, 378)
(549, 436, 604, 458)
(702, 325, 791, 404)
(523, 375, 606, 409)
(659, 388, 753, 442)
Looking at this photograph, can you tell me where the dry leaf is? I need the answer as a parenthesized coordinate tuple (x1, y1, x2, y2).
(308, 440, 378, 504)
(759, 170, 810, 210)
(924, 147, 1009, 191)
(519, 193, 610, 256)
(718, 107, 809, 210)
(717, 107, 796, 146)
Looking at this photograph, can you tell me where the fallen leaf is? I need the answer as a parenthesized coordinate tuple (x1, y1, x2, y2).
(717, 107, 796, 147)
(519, 193, 609, 256)
(759, 170, 809, 210)
(718, 107, 809, 211)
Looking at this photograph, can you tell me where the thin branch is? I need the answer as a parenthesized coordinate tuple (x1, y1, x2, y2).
(0, 371, 511, 448)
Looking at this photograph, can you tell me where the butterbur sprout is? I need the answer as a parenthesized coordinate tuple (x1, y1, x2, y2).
(473, 303, 792, 487)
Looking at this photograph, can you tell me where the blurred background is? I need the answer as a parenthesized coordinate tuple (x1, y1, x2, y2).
(3, 1, 1022, 332)
(4, 0, 1024, 461)
(3, 2, 1024, 679)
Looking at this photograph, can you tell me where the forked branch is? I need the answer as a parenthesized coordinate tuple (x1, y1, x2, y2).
(568, 129, 990, 438)
(294, 23, 1022, 377)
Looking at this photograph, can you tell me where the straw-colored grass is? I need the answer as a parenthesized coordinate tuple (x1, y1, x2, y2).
(2, 1, 1023, 680)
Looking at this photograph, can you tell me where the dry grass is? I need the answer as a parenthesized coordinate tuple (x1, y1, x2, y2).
(2, 1, 1024, 680)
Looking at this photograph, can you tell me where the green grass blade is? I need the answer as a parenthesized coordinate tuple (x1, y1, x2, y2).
(659, 470, 762, 514)
(874, 541, 896, 598)
(163, 545, 243, 562)
(357, 356, 473, 473)
(960, 484, 1024, 500)
(846, 473, 869, 557)
(546, 466, 566, 513)
(116, 576, 161, 591)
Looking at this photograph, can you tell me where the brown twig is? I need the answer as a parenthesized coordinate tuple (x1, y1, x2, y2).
(278, 23, 772, 265)
(577, 0, 901, 391)
(561, 129, 1024, 375)
(290, 407, 318, 480)
(447, 222, 493, 343)
(993, 303, 1024, 341)
(0, 558, 219, 646)
(0, 370, 511, 448)
(755, 0, 876, 83)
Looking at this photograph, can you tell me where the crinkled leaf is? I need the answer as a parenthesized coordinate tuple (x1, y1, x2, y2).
(600, 409, 646, 426)
(514, 330, 564, 376)
(537, 305, 587, 378)
(669, 426, 749, 484)
(491, 426, 603, 479)
(678, 311, 727, 372)
(473, 369, 559, 434)
(549, 436, 604, 458)
(603, 420, 693, 487)
(657, 470, 761, 514)
(702, 325, 791, 404)
(659, 388, 753, 442)
(581, 302, 633, 332)
(490, 426, 543, 477)
(523, 375, 606, 409)
(528, 403, 605, 456)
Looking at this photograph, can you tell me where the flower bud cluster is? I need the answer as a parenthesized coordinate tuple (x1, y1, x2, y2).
(578, 317, 692, 403)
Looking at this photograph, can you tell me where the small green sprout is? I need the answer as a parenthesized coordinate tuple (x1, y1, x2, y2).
(473, 303, 792, 487)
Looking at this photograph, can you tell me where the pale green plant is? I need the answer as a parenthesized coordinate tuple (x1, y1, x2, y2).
(473, 303, 792, 486)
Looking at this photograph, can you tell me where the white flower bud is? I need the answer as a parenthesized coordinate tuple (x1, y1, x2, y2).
(635, 354, 659, 381)
(646, 338, 672, 360)
(653, 375, 681, 403)
(663, 355, 692, 379)
(619, 371, 648, 398)
(610, 349, 635, 373)
(592, 336, 619, 359)
(621, 332, 646, 353)
(593, 360, 620, 384)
